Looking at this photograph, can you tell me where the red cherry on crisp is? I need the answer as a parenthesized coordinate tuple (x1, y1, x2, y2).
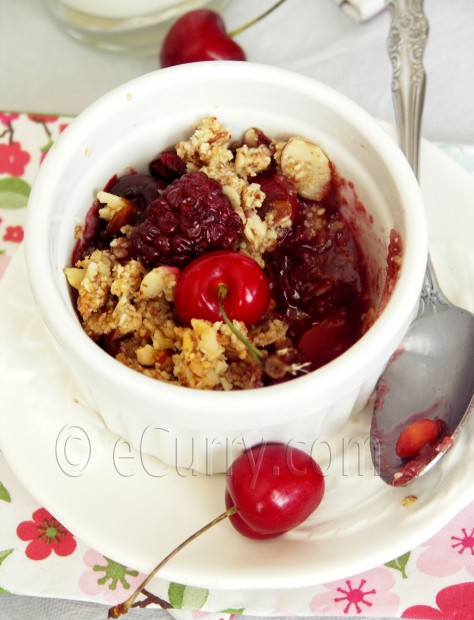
(226, 443, 325, 538)
(160, 9, 246, 68)
(174, 250, 270, 327)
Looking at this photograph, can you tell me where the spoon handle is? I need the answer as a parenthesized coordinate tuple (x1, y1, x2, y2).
(386, 0, 443, 306)
(386, 0, 428, 180)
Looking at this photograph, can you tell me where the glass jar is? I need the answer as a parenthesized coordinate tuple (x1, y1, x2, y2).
(42, 0, 232, 56)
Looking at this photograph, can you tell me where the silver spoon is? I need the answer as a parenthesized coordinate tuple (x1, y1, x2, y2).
(370, 0, 474, 486)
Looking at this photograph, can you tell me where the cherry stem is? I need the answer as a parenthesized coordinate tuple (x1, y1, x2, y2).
(216, 283, 263, 366)
(228, 0, 288, 38)
(108, 506, 238, 618)
(216, 284, 309, 380)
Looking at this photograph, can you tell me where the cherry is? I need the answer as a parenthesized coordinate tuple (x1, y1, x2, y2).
(109, 442, 325, 617)
(395, 418, 445, 459)
(226, 443, 325, 537)
(174, 250, 270, 327)
(224, 490, 282, 539)
(160, 9, 246, 68)
(159, 1, 288, 68)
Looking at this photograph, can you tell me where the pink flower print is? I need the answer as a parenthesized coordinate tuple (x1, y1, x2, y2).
(310, 566, 399, 616)
(80, 549, 144, 605)
(416, 504, 474, 577)
(0, 142, 30, 176)
(0, 113, 19, 126)
(3, 225, 24, 243)
(27, 114, 59, 123)
(16, 507, 77, 560)
(402, 582, 474, 618)
(451, 527, 474, 556)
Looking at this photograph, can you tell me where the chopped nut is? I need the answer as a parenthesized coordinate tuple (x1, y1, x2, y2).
(280, 137, 332, 201)
(75, 250, 114, 319)
(152, 328, 174, 351)
(176, 116, 232, 167)
(97, 191, 132, 221)
(173, 321, 228, 390)
(64, 267, 86, 290)
(242, 127, 270, 148)
(402, 495, 418, 507)
(235, 144, 272, 178)
(136, 344, 157, 366)
(222, 184, 241, 209)
(111, 260, 145, 300)
(191, 319, 224, 361)
(138, 266, 179, 302)
(112, 296, 142, 335)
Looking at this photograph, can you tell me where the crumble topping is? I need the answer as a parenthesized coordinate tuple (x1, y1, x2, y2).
(177, 117, 288, 265)
(65, 117, 385, 391)
(66, 247, 285, 390)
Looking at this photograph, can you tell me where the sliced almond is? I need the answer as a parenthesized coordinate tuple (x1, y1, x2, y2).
(280, 137, 331, 201)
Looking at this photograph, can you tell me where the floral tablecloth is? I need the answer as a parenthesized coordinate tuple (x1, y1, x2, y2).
(0, 112, 473, 619)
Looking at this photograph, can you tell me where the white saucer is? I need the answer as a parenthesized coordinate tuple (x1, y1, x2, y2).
(1, 137, 474, 592)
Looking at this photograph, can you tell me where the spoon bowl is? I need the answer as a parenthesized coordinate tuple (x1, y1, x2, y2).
(372, 285, 474, 485)
(370, 0, 474, 486)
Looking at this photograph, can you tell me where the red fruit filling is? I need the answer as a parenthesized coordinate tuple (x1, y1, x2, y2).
(263, 187, 371, 372)
(256, 171, 298, 221)
(149, 150, 187, 183)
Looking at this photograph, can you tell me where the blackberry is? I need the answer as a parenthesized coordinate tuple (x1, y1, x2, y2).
(132, 171, 243, 267)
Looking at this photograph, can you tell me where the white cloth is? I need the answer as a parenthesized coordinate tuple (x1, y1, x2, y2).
(333, 0, 386, 22)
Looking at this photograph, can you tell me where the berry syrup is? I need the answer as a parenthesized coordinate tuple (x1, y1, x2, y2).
(263, 171, 372, 373)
